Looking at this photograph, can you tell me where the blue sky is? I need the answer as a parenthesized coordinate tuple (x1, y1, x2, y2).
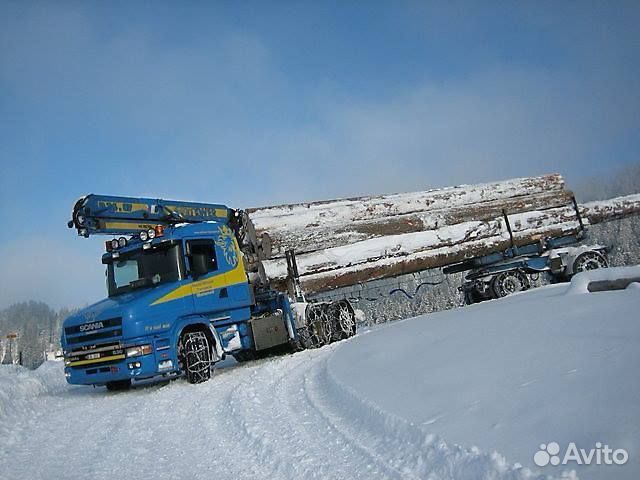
(1, 1, 639, 309)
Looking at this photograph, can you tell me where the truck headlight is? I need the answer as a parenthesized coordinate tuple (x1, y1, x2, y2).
(125, 344, 153, 358)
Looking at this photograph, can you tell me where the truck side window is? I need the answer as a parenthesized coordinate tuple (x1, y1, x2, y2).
(187, 240, 218, 277)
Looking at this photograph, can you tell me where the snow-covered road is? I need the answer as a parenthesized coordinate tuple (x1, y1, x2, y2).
(0, 347, 534, 480)
(1, 268, 638, 480)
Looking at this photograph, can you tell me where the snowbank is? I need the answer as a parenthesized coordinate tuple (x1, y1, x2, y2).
(321, 359, 557, 480)
(565, 265, 640, 294)
(0, 362, 66, 438)
(328, 279, 640, 480)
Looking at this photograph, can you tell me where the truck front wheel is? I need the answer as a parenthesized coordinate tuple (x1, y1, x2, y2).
(179, 331, 212, 384)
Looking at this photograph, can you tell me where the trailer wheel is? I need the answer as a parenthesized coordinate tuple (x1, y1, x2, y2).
(464, 289, 483, 305)
(179, 331, 212, 384)
(106, 379, 131, 391)
(463, 280, 493, 304)
(491, 270, 530, 299)
(572, 251, 608, 274)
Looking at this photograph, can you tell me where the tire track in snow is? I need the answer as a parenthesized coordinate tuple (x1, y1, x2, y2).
(320, 351, 551, 480)
(2, 340, 557, 480)
(221, 347, 396, 479)
(300, 353, 421, 480)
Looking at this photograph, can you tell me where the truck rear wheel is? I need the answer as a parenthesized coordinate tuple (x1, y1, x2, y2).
(180, 331, 212, 384)
(491, 270, 530, 299)
(106, 379, 131, 391)
(330, 300, 356, 341)
(572, 251, 608, 274)
(306, 303, 333, 347)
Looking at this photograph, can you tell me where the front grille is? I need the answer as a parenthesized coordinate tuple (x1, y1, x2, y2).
(66, 328, 122, 345)
(65, 341, 125, 368)
(65, 317, 122, 346)
(67, 341, 122, 357)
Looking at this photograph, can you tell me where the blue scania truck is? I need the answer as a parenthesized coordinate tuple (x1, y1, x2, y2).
(62, 195, 355, 390)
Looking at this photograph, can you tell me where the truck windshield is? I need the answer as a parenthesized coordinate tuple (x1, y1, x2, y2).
(106, 244, 182, 297)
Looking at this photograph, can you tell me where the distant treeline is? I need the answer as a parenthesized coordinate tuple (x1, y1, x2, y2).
(0, 301, 75, 369)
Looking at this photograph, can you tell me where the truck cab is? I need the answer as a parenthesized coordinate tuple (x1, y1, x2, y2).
(62, 221, 288, 389)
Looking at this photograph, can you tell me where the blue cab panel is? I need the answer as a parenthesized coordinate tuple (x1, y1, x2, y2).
(61, 221, 273, 387)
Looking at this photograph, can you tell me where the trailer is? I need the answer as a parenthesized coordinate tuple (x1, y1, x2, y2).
(62, 195, 355, 390)
(443, 201, 608, 304)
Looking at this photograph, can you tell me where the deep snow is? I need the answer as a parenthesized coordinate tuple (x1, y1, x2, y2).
(330, 267, 640, 480)
(1, 268, 638, 480)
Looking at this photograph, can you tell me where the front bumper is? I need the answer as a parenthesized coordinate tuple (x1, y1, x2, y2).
(64, 340, 179, 386)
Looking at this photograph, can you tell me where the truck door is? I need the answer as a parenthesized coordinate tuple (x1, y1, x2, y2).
(184, 238, 233, 316)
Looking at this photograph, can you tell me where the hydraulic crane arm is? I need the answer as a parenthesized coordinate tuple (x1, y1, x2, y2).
(68, 194, 237, 237)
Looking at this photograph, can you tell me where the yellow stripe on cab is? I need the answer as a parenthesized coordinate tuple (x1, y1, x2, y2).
(150, 254, 247, 306)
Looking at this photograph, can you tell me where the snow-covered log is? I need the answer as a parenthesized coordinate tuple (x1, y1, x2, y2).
(580, 193, 640, 225)
(246, 170, 640, 293)
(297, 222, 581, 293)
(260, 206, 582, 283)
(259, 193, 640, 293)
(246, 173, 565, 258)
(256, 190, 574, 258)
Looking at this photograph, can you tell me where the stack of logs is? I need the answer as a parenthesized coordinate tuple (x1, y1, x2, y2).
(240, 173, 640, 294)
